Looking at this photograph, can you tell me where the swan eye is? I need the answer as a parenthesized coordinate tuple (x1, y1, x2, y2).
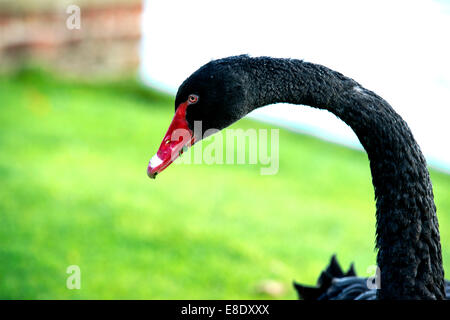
(188, 94, 199, 104)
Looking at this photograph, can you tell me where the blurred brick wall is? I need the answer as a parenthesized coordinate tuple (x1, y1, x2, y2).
(0, 1, 142, 77)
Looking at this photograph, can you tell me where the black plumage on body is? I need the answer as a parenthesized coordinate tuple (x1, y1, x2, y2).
(294, 255, 450, 300)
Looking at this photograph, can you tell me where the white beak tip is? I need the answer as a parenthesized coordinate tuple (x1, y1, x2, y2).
(149, 154, 163, 168)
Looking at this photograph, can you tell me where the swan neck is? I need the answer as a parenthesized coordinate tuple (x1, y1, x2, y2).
(247, 57, 446, 299)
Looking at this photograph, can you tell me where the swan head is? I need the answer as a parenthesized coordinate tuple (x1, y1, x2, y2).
(147, 56, 250, 179)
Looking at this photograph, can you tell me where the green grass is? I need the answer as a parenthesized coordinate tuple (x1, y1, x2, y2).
(0, 68, 449, 299)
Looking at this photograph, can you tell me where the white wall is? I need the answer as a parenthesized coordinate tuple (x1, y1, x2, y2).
(140, 0, 450, 171)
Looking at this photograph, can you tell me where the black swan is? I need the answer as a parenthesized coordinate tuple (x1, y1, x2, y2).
(147, 55, 448, 299)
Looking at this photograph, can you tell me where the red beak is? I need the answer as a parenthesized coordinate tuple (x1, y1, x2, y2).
(147, 102, 195, 179)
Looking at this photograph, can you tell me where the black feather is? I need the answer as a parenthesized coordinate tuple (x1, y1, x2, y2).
(176, 56, 447, 299)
